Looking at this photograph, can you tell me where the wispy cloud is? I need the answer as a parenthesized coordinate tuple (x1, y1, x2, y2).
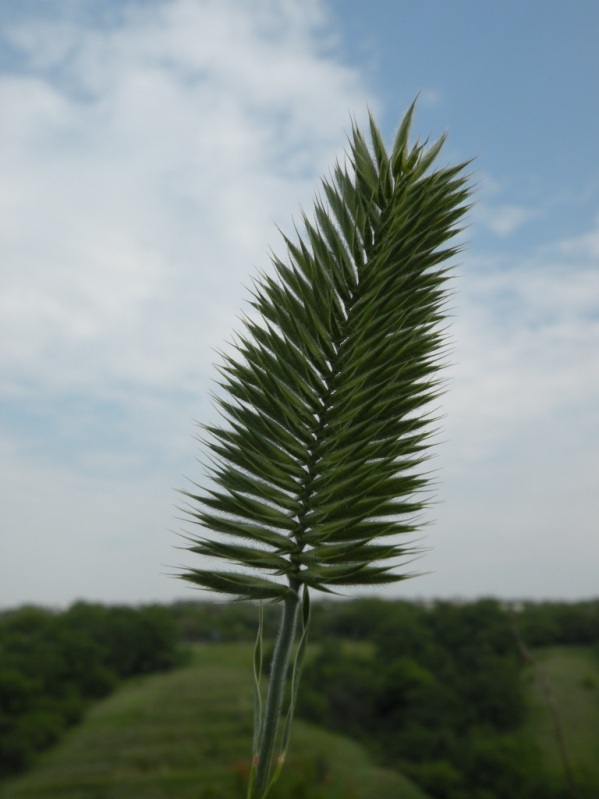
(477, 203, 539, 237)
(0, 0, 372, 605)
(0, 0, 369, 453)
(424, 217, 599, 599)
(1, 1, 597, 606)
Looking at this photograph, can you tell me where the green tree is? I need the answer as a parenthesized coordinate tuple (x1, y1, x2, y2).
(178, 102, 471, 797)
(0, 602, 182, 777)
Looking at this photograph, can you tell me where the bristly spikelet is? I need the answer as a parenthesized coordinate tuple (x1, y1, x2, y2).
(179, 101, 471, 602)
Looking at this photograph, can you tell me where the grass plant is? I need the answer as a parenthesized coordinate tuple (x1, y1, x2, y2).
(178, 102, 471, 796)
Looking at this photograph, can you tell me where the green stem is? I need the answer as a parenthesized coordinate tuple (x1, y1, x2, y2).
(252, 588, 300, 798)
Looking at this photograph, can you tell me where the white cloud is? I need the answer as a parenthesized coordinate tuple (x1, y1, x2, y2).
(557, 212, 599, 259)
(408, 216, 599, 600)
(471, 172, 543, 238)
(0, 439, 178, 607)
(1, 1, 598, 606)
(449, 230, 599, 459)
(480, 203, 538, 236)
(0, 0, 374, 606)
(418, 87, 442, 108)
(0, 0, 370, 407)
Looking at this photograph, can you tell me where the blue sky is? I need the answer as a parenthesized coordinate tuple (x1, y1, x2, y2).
(1, 0, 598, 607)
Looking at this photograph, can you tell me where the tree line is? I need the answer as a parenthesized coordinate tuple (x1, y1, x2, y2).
(0, 602, 184, 776)
(295, 597, 599, 799)
(169, 596, 599, 799)
(168, 595, 599, 649)
(1, 596, 597, 794)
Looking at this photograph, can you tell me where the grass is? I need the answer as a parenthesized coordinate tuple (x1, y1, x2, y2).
(524, 646, 599, 792)
(4, 640, 597, 799)
(0, 643, 430, 799)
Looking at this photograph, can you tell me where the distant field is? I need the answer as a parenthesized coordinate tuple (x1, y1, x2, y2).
(3, 642, 597, 799)
(0, 643, 430, 799)
(524, 646, 599, 793)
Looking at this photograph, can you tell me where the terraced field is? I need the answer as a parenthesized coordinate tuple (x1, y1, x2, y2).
(524, 646, 599, 794)
(0, 643, 430, 799)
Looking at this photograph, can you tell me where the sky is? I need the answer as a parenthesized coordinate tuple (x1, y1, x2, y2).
(1, 0, 598, 608)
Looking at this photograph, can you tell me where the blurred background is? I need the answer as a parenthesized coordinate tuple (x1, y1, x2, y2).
(1, 0, 598, 607)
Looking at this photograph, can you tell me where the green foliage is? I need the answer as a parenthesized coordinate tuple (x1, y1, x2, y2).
(0, 603, 183, 777)
(516, 601, 599, 647)
(297, 598, 567, 799)
(168, 599, 282, 642)
(163, 598, 599, 799)
(0, 644, 431, 799)
(3, 599, 598, 797)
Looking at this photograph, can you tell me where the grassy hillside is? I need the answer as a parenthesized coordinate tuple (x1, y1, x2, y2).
(3, 640, 597, 799)
(524, 646, 599, 793)
(0, 643, 430, 799)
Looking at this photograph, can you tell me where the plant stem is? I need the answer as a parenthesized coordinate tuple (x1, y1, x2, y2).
(510, 612, 580, 799)
(252, 588, 300, 798)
